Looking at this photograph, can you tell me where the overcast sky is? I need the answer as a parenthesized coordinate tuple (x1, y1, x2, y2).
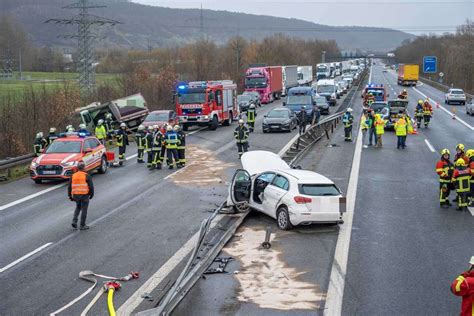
(132, 0, 473, 34)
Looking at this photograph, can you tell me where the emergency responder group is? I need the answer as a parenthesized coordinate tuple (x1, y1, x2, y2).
(436, 144, 473, 211)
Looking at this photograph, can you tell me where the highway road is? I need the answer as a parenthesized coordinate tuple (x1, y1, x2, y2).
(0, 99, 304, 315)
(1, 63, 472, 315)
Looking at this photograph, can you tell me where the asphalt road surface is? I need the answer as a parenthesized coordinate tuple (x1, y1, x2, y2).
(0, 98, 304, 315)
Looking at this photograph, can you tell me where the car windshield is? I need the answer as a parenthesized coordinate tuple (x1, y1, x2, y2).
(245, 77, 266, 87)
(367, 89, 384, 97)
(178, 92, 206, 104)
(287, 95, 312, 105)
(451, 90, 464, 94)
(145, 113, 169, 122)
(298, 184, 341, 196)
(46, 141, 82, 153)
(317, 85, 335, 93)
(267, 110, 289, 118)
(238, 95, 251, 102)
(370, 103, 387, 112)
(317, 66, 327, 72)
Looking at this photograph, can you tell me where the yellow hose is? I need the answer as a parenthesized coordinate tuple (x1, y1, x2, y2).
(107, 288, 116, 316)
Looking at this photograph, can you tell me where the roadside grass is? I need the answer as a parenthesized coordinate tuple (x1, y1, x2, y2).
(0, 72, 119, 98)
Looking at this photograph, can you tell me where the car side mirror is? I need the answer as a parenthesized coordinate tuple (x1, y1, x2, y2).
(264, 115, 267, 118)
(283, 102, 286, 106)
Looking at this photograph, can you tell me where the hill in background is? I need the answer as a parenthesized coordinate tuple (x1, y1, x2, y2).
(2, 0, 415, 52)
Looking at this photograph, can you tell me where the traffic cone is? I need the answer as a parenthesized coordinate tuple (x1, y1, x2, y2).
(436, 102, 440, 109)
(411, 122, 418, 135)
(452, 107, 456, 120)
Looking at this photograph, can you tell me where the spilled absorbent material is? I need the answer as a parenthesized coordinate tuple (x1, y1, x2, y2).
(224, 226, 325, 310)
(170, 145, 236, 186)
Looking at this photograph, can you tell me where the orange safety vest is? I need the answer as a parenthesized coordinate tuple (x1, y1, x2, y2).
(71, 171, 89, 196)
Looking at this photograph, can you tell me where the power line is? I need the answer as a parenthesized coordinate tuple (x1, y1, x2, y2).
(46, 0, 121, 93)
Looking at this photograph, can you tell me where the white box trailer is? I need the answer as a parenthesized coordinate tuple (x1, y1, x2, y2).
(281, 65, 298, 96)
(297, 66, 313, 86)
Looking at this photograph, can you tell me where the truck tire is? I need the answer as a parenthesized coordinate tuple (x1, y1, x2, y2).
(222, 112, 233, 126)
(209, 115, 218, 130)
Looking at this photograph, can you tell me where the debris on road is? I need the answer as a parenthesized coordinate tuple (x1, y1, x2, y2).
(261, 225, 272, 249)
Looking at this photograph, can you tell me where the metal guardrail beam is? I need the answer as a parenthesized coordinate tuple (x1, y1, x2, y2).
(147, 70, 369, 316)
(419, 76, 473, 99)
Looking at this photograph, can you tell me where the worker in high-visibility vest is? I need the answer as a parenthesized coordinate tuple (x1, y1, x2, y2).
(394, 112, 407, 149)
(342, 108, 354, 142)
(374, 114, 386, 148)
(33, 132, 47, 156)
(164, 125, 180, 169)
(451, 256, 474, 316)
(115, 123, 129, 166)
(422, 99, 433, 128)
(95, 119, 107, 145)
(247, 104, 256, 132)
(68, 161, 94, 230)
(234, 119, 249, 159)
(175, 125, 186, 168)
(436, 148, 455, 208)
(452, 158, 471, 211)
(135, 125, 147, 163)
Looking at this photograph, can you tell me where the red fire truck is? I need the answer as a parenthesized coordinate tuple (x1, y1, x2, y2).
(175, 80, 239, 131)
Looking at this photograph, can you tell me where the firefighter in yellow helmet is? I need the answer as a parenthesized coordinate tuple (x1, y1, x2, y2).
(466, 149, 474, 206)
(452, 158, 471, 211)
(436, 149, 455, 207)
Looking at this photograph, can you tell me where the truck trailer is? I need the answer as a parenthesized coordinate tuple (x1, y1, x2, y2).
(281, 65, 298, 96)
(244, 66, 283, 104)
(297, 66, 313, 86)
(397, 64, 419, 86)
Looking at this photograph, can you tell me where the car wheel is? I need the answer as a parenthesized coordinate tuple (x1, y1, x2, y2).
(263, 129, 267, 133)
(98, 156, 107, 174)
(276, 206, 292, 230)
(233, 202, 250, 213)
(34, 179, 42, 184)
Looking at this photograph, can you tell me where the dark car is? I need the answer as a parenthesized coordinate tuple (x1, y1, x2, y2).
(262, 108, 297, 133)
(142, 110, 178, 128)
(369, 102, 388, 114)
(314, 96, 330, 115)
(242, 91, 261, 107)
(237, 95, 256, 112)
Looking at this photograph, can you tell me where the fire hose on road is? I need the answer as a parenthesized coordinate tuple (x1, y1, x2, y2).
(50, 270, 139, 316)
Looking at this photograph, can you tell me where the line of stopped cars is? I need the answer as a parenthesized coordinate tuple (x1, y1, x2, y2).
(227, 151, 346, 230)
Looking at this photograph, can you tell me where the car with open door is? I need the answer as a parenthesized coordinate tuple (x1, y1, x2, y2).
(227, 151, 345, 230)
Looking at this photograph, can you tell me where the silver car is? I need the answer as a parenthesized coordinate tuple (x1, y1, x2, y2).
(445, 88, 467, 105)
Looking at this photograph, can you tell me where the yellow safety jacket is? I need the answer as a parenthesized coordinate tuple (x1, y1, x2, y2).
(95, 125, 107, 140)
(394, 118, 407, 136)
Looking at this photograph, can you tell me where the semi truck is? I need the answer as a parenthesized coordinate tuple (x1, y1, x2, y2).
(175, 80, 238, 131)
(74, 93, 149, 131)
(316, 63, 330, 80)
(297, 66, 313, 86)
(281, 65, 298, 96)
(244, 66, 283, 104)
(397, 64, 419, 86)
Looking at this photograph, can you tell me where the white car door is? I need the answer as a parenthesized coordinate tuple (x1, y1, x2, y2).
(262, 174, 290, 219)
(228, 169, 252, 207)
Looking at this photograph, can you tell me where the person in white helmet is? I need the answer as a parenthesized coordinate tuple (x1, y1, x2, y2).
(78, 123, 91, 136)
(33, 132, 47, 156)
(174, 125, 186, 167)
(152, 125, 164, 169)
(115, 122, 129, 165)
(247, 104, 257, 132)
(65, 124, 74, 133)
(164, 125, 180, 169)
(95, 119, 107, 145)
(234, 119, 249, 158)
(144, 126, 155, 168)
(46, 127, 59, 145)
(135, 125, 147, 163)
(342, 108, 354, 142)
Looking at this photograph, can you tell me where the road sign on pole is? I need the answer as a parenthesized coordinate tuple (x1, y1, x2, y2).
(423, 56, 437, 74)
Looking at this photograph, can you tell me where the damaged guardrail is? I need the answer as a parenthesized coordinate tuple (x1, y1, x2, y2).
(145, 71, 368, 316)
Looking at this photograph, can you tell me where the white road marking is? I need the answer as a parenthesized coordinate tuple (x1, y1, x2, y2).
(368, 63, 373, 83)
(412, 87, 474, 131)
(163, 162, 196, 180)
(424, 139, 436, 153)
(0, 242, 53, 273)
(468, 207, 474, 216)
(117, 216, 223, 315)
(187, 127, 207, 135)
(324, 123, 363, 315)
(0, 184, 67, 212)
(125, 153, 138, 160)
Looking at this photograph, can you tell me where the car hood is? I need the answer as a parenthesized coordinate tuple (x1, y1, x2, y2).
(241, 151, 291, 175)
(36, 153, 82, 165)
(263, 117, 290, 124)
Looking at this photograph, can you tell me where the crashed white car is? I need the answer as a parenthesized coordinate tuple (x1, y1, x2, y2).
(227, 151, 345, 230)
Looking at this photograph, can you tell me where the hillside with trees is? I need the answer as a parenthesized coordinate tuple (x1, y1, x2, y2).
(395, 20, 473, 93)
(1, 0, 414, 52)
